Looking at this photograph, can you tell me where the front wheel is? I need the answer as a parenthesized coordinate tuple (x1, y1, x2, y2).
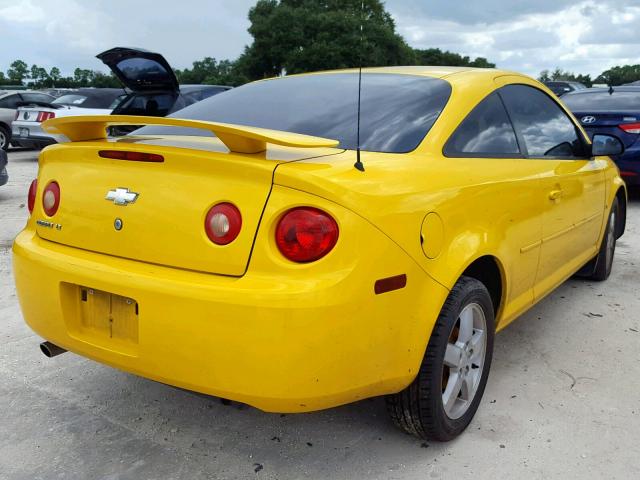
(0, 125, 10, 151)
(386, 276, 494, 441)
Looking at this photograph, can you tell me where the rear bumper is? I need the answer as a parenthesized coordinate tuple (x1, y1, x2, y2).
(13, 228, 448, 412)
(11, 121, 60, 149)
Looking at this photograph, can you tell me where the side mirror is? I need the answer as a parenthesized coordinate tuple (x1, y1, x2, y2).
(591, 134, 624, 157)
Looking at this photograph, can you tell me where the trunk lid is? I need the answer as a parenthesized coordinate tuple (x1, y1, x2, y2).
(35, 137, 340, 276)
(97, 47, 179, 93)
(574, 111, 640, 148)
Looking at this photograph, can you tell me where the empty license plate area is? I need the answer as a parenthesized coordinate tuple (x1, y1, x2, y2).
(61, 283, 139, 355)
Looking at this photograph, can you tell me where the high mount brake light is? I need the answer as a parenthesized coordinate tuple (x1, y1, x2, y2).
(275, 207, 339, 263)
(42, 181, 60, 217)
(99, 150, 164, 162)
(205, 203, 242, 245)
(27, 179, 37, 214)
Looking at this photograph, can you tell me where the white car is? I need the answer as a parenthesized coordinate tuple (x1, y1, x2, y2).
(11, 88, 124, 149)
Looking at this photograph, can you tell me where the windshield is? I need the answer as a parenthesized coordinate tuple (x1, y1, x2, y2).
(135, 73, 452, 153)
(562, 90, 640, 111)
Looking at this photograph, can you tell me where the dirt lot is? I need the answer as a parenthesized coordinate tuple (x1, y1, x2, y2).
(1, 148, 639, 480)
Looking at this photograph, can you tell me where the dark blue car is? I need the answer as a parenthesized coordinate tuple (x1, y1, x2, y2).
(563, 86, 640, 186)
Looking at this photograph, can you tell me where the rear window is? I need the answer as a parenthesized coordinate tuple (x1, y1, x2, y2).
(562, 90, 640, 110)
(53, 94, 88, 106)
(117, 58, 170, 86)
(135, 73, 452, 153)
(52, 91, 123, 109)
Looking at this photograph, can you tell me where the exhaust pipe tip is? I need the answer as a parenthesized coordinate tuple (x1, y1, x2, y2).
(40, 341, 66, 358)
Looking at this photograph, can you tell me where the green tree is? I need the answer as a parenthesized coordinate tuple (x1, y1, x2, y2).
(413, 48, 495, 68)
(7, 59, 29, 85)
(49, 67, 61, 86)
(29, 64, 50, 88)
(73, 68, 94, 87)
(537, 68, 592, 87)
(176, 57, 248, 86)
(595, 64, 640, 86)
(239, 0, 415, 80)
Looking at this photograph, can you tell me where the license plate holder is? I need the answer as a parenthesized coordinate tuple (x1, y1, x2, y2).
(66, 286, 139, 354)
(19, 127, 29, 137)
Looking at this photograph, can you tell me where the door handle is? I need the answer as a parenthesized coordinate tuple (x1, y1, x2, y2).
(548, 189, 563, 201)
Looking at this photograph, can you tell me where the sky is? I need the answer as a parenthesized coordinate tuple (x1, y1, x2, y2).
(1, 0, 640, 79)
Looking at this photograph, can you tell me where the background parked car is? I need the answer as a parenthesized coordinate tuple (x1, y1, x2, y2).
(0, 90, 55, 150)
(99, 47, 231, 117)
(0, 149, 7, 186)
(38, 88, 77, 98)
(562, 86, 640, 185)
(544, 81, 587, 97)
(11, 88, 125, 149)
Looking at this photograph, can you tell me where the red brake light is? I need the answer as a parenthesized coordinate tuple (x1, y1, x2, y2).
(36, 111, 55, 122)
(99, 150, 164, 162)
(619, 122, 640, 134)
(42, 181, 60, 217)
(275, 207, 339, 263)
(27, 179, 37, 214)
(205, 203, 242, 245)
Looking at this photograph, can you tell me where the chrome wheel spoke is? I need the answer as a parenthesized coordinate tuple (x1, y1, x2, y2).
(444, 343, 464, 368)
(458, 306, 474, 343)
(469, 329, 485, 364)
(443, 372, 463, 414)
(460, 373, 474, 401)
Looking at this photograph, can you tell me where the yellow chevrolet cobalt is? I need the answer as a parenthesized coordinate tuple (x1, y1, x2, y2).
(13, 66, 627, 441)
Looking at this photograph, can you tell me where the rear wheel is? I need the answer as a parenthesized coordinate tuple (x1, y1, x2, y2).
(386, 276, 494, 441)
(0, 125, 10, 151)
(586, 198, 618, 281)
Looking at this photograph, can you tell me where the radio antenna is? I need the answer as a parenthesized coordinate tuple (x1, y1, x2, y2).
(354, 0, 365, 172)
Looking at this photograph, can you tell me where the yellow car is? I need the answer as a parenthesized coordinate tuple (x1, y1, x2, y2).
(13, 67, 627, 441)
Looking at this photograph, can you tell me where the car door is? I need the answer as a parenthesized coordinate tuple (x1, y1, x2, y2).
(443, 90, 549, 322)
(499, 84, 606, 299)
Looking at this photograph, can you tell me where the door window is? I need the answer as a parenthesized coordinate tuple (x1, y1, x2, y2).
(499, 85, 587, 158)
(444, 92, 520, 157)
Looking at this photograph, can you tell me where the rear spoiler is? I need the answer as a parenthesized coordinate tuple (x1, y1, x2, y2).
(42, 115, 339, 154)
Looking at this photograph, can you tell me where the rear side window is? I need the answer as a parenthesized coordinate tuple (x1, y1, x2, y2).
(500, 85, 587, 158)
(0, 94, 21, 109)
(444, 92, 520, 156)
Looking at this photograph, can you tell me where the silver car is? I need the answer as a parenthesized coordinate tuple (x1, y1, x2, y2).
(0, 90, 55, 150)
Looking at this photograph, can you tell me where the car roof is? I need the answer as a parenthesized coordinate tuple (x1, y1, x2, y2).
(565, 86, 640, 96)
(179, 84, 233, 92)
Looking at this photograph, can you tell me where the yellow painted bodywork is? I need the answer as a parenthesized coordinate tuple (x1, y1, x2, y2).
(13, 67, 625, 412)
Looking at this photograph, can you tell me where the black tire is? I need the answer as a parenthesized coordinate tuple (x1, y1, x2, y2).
(386, 276, 495, 441)
(585, 198, 618, 281)
(0, 125, 10, 151)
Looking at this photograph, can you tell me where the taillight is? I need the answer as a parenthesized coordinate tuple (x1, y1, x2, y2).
(42, 181, 60, 217)
(205, 203, 242, 245)
(36, 111, 55, 122)
(14, 110, 19, 121)
(619, 122, 640, 134)
(27, 179, 37, 214)
(275, 207, 339, 263)
(99, 150, 164, 162)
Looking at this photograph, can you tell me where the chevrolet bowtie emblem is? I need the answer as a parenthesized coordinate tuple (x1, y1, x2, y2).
(106, 188, 139, 206)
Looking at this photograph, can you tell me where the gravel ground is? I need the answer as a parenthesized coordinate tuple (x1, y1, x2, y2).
(1, 148, 639, 480)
